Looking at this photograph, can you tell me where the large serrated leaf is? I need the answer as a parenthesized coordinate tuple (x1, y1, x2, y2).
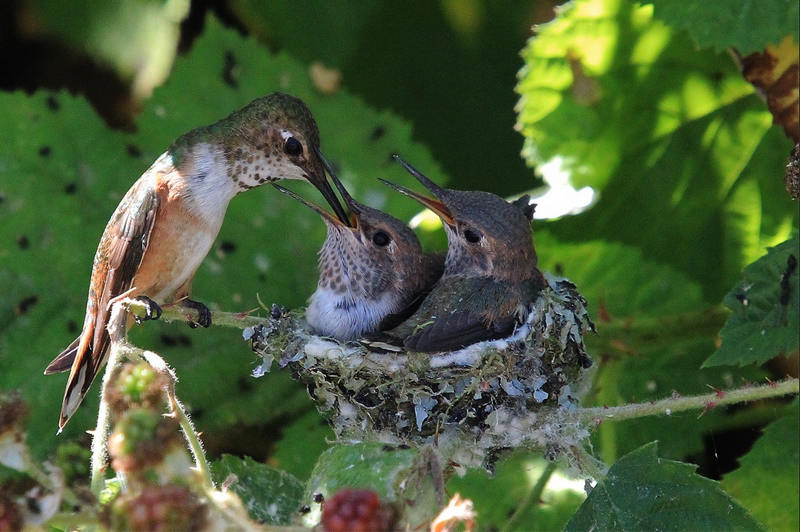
(516, 0, 796, 300)
(644, 0, 800, 55)
(0, 17, 451, 457)
(533, 232, 765, 462)
(566, 442, 762, 531)
(721, 402, 799, 531)
(212, 454, 304, 525)
(704, 236, 799, 367)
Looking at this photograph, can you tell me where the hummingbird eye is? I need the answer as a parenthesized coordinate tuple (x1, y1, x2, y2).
(463, 228, 482, 244)
(372, 230, 391, 247)
(283, 137, 303, 156)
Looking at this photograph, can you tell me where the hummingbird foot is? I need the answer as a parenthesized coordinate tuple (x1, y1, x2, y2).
(180, 299, 212, 328)
(133, 295, 162, 324)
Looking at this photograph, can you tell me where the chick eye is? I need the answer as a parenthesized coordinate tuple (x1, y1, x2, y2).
(283, 137, 303, 156)
(463, 228, 482, 244)
(372, 231, 391, 247)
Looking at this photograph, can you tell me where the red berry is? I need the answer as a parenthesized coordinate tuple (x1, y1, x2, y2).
(321, 489, 391, 532)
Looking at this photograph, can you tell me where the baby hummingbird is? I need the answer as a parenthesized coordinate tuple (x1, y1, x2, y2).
(381, 154, 545, 352)
(274, 160, 442, 341)
(45, 92, 348, 430)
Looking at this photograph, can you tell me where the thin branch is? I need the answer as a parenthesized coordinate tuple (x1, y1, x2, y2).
(501, 461, 557, 532)
(576, 378, 799, 425)
(127, 298, 270, 330)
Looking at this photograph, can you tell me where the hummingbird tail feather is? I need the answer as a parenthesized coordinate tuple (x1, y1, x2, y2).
(57, 322, 108, 430)
(44, 336, 81, 374)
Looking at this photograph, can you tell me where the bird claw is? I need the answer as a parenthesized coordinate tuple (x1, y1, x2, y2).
(133, 296, 162, 324)
(181, 299, 212, 328)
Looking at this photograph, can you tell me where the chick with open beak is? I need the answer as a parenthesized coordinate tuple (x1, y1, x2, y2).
(381, 154, 545, 352)
(274, 161, 442, 340)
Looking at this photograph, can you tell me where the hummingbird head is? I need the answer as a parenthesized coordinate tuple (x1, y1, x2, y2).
(274, 166, 425, 304)
(170, 92, 347, 223)
(383, 155, 537, 282)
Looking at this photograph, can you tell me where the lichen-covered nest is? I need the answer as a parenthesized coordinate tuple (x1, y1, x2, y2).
(248, 274, 595, 470)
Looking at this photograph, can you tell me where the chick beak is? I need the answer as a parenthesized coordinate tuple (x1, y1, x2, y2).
(378, 178, 455, 227)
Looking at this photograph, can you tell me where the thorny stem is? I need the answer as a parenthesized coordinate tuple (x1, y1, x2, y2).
(575, 378, 799, 424)
(138, 350, 215, 491)
(90, 303, 129, 496)
(501, 461, 557, 532)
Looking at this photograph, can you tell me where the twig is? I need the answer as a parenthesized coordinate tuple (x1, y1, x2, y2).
(127, 298, 270, 330)
(90, 302, 129, 496)
(501, 461, 556, 532)
(576, 378, 799, 424)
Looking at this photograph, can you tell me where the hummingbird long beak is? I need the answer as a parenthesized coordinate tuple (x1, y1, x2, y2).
(378, 178, 455, 227)
(392, 154, 448, 198)
(309, 147, 350, 226)
(318, 153, 364, 228)
(273, 184, 350, 228)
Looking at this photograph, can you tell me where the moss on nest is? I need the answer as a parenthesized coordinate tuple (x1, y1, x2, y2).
(248, 274, 595, 471)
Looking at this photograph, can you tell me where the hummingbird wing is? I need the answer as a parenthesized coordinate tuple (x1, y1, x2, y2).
(55, 180, 159, 430)
(401, 276, 538, 353)
(403, 311, 517, 353)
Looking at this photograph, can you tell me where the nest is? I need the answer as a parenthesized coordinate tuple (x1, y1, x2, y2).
(248, 274, 595, 471)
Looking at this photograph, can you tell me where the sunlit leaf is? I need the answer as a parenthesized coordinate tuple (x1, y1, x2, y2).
(645, 0, 800, 54)
(516, 0, 796, 300)
(566, 442, 762, 531)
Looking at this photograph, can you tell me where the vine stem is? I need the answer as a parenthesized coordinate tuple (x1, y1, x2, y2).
(575, 378, 799, 425)
(501, 461, 557, 532)
(89, 302, 129, 496)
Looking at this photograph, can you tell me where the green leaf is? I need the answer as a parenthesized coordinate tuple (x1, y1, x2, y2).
(721, 402, 799, 531)
(533, 232, 765, 462)
(212, 454, 304, 525)
(0, 17, 450, 457)
(645, 0, 800, 54)
(516, 0, 796, 300)
(566, 442, 762, 531)
(704, 236, 799, 367)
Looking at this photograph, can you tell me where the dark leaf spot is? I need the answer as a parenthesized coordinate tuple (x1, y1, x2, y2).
(222, 50, 239, 88)
(17, 235, 29, 249)
(64, 183, 77, 195)
(159, 333, 192, 347)
(126, 143, 142, 158)
(38, 146, 52, 157)
(46, 95, 60, 111)
(554, 263, 564, 276)
(15, 295, 38, 315)
(67, 320, 78, 333)
(370, 125, 386, 141)
(236, 376, 252, 391)
(192, 408, 204, 419)
(220, 240, 236, 253)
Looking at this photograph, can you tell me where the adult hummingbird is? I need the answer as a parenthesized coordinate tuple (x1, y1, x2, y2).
(274, 160, 443, 341)
(44, 92, 348, 431)
(381, 155, 545, 353)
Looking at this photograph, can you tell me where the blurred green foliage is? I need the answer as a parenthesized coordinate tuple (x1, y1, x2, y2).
(0, 0, 797, 529)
